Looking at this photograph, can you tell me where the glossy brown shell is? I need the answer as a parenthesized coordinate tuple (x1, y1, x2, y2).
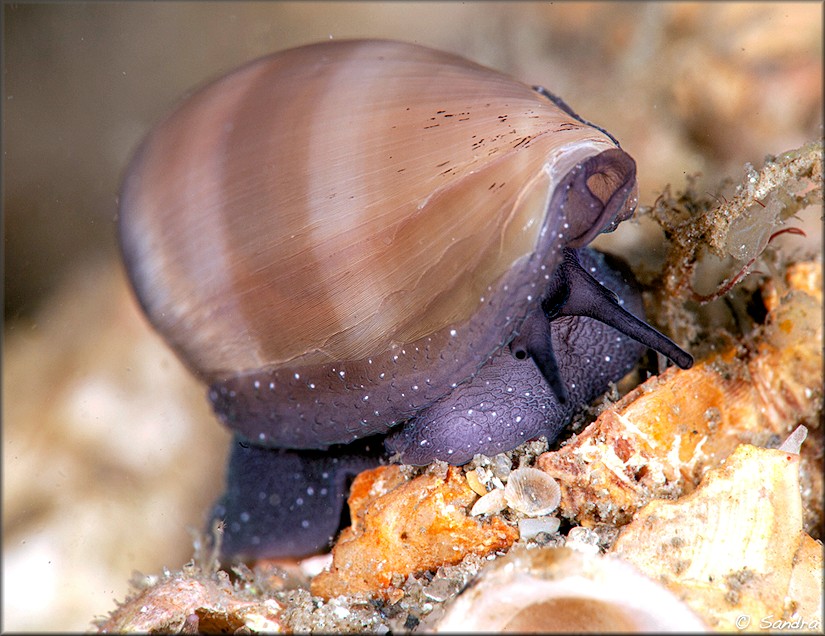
(119, 39, 628, 387)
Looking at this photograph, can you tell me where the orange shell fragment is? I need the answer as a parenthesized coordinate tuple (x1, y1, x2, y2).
(310, 466, 518, 600)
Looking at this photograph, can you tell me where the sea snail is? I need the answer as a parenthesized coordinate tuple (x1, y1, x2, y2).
(118, 39, 693, 560)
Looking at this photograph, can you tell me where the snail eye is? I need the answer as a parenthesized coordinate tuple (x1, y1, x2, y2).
(509, 310, 569, 404)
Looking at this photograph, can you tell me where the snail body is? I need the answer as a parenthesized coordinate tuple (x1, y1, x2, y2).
(119, 39, 692, 559)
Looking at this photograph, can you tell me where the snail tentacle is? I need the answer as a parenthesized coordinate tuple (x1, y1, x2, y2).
(546, 249, 694, 370)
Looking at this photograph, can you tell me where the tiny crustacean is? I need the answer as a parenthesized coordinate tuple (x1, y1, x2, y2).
(118, 39, 693, 560)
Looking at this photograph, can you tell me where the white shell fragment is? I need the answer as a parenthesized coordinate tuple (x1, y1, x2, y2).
(504, 467, 561, 516)
(433, 547, 708, 632)
(470, 487, 507, 517)
(565, 526, 601, 555)
(518, 517, 561, 541)
(778, 424, 808, 454)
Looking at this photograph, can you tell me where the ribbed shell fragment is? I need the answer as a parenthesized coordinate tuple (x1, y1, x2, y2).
(504, 467, 561, 516)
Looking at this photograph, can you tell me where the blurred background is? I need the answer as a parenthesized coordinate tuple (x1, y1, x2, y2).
(3, 2, 821, 631)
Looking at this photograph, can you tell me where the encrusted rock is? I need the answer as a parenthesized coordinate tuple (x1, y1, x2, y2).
(537, 263, 822, 531)
(310, 466, 518, 600)
(97, 568, 284, 633)
(610, 443, 822, 631)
